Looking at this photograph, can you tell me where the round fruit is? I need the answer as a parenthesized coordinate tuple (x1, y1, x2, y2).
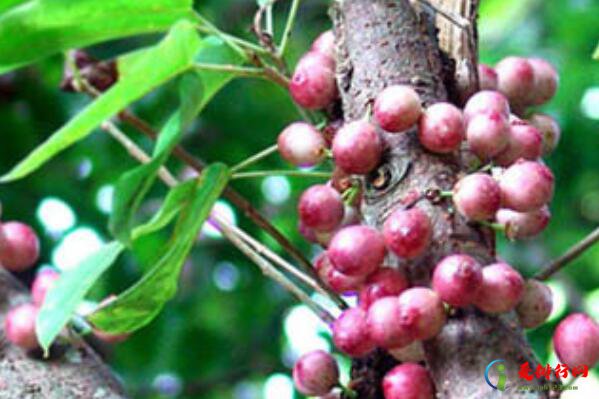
(332, 307, 375, 357)
(277, 122, 326, 167)
(367, 296, 413, 349)
(478, 64, 498, 91)
(398, 287, 446, 341)
(494, 120, 543, 166)
(495, 56, 535, 107)
(473, 262, 524, 314)
(553, 313, 599, 368)
(373, 85, 423, 133)
(382, 363, 434, 399)
(311, 30, 336, 60)
(453, 173, 501, 221)
(496, 206, 551, 240)
(290, 51, 337, 109)
(328, 225, 386, 277)
(528, 58, 558, 106)
(293, 350, 339, 396)
(499, 160, 554, 212)
(298, 185, 344, 232)
(528, 113, 561, 156)
(0, 221, 40, 272)
(31, 268, 60, 306)
(314, 253, 364, 294)
(463, 90, 510, 122)
(465, 111, 510, 160)
(418, 102, 465, 153)
(516, 280, 553, 329)
(4, 303, 39, 350)
(383, 207, 432, 259)
(332, 120, 382, 174)
(432, 254, 483, 307)
(359, 267, 409, 309)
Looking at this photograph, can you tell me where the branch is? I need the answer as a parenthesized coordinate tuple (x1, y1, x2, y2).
(535, 226, 599, 281)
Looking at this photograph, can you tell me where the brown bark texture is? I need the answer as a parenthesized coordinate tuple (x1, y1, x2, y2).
(0, 269, 126, 399)
(331, 0, 560, 398)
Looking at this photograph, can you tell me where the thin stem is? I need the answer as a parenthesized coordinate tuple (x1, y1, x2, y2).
(196, 25, 271, 56)
(230, 144, 278, 173)
(194, 63, 265, 77)
(478, 220, 505, 232)
(278, 0, 301, 57)
(232, 170, 331, 180)
(439, 190, 453, 198)
(265, 3, 274, 36)
(535, 226, 599, 281)
(194, 11, 248, 60)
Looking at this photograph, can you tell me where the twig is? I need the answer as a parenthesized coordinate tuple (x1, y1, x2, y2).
(194, 12, 248, 60)
(232, 170, 331, 180)
(535, 226, 599, 281)
(279, 0, 302, 57)
(230, 144, 278, 173)
(194, 63, 266, 77)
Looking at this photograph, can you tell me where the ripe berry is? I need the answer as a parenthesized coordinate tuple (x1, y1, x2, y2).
(311, 30, 335, 60)
(516, 280, 553, 329)
(453, 173, 501, 221)
(398, 287, 446, 341)
(332, 307, 375, 357)
(328, 225, 386, 277)
(465, 111, 510, 159)
(293, 350, 339, 396)
(367, 296, 413, 349)
(382, 363, 434, 399)
(495, 56, 535, 107)
(315, 253, 364, 294)
(359, 267, 409, 309)
(31, 268, 60, 306)
(528, 58, 558, 106)
(373, 85, 422, 133)
(0, 221, 40, 272)
(473, 262, 524, 314)
(499, 160, 554, 212)
(278, 122, 326, 167)
(553, 313, 599, 367)
(432, 254, 483, 307)
(494, 120, 543, 166)
(463, 90, 510, 122)
(389, 341, 425, 363)
(298, 185, 344, 232)
(383, 207, 432, 259)
(418, 102, 465, 153)
(332, 120, 382, 174)
(4, 303, 39, 350)
(290, 51, 337, 109)
(529, 113, 561, 156)
(496, 206, 551, 240)
(299, 221, 318, 243)
(478, 64, 498, 91)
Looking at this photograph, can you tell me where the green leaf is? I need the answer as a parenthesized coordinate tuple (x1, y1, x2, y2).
(593, 41, 599, 60)
(0, 0, 194, 73)
(0, 0, 28, 14)
(36, 241, 125, 353)
(88, 163, 229, 334)
(0, 20, 201, 183)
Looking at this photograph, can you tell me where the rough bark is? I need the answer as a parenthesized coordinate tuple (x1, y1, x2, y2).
(331, 0, 559, 398)
(0, 269, 127, 399)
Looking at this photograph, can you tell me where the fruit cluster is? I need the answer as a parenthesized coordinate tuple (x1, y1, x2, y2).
(283, 33, 598, 398)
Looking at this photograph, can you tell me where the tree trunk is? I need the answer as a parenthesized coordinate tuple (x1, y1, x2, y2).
(331, 1, 560, 397)
(0, 269, 126, 399)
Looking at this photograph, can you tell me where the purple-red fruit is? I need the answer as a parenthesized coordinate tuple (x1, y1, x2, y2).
(528, 58, 558, 106)
(367, 297, 413, 349)
(311, 30, 335, 60)
(494, 120, 543, 166)
(278, 122, 326, 167)
(463, 90, 510, 122)
(432, 254, 483, 307)
(453, 173, 501, 221)
(4, 303, 38, 350)
(298, 185, 344, 232)
(332, 120, 382, 174)
(315, 253, 364, 294)
(529, 113, 561, 156)
(474, 262, 524, 314)
(495, 56, 535, 107)
(466, 111, 510, 159)
(359, 267, 409, 310)
(0, 221, 40, 271)
(398, 287, 446, 341)
(383, 208, 432, 259)
(553, 313, 599, 367)
(499, 160, 554, 212)
(516, 280, 553, 329)
(373, 85, 422, 133)
(382, 363, 434, 399)
(293, 350, 339, 396)
(418, 102, 465, 153)
(478, 64, 498, 91)
(290, 51, 337, 109)
(332, 307, 375, 357)
(328, 225, 386, 277)
(496, 206, 551, 240)
(31, 268, 60, 306)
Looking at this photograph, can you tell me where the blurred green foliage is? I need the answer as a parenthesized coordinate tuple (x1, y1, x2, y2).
(0, 0, 598, 398)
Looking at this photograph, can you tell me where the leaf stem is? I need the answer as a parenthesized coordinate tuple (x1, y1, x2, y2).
(478, 220, 505, 232)
(278, 0, 301, 57)
(194, 12, 248, 60)
(194, 63, 265, 77)
(230, 144, 278, 173)
(232, 170, 331, 180)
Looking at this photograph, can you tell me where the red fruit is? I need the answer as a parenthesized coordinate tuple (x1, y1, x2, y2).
(332, 307, 375, 357)
(328, 225, 386, 277)
(499, 160, 554, 212)
(466, 111, 510, 159)
(432, 254, 483, 307)
(474, 262, 524, 314)
(383, 363, 434, 399)
(311, 30, 336, 59)
(418, 102, 465, 153)
(495, 56, 535, 107)
(332, 120, 382, 174)
(373, 85, 423, 133)
(314, 253, 364, 294)
(31, 268, 60, 306)
(478, 64, 498, 91)
(298, 185, 344, 232)
(4, 303, 39, 350)
(529, 113, 561, 156)
(398, 287, 446, 341)
(278, 122, 326, 167)
(496, 206, 551, 240)
(389, 341, 425, 363)
(453, 173, 501, 221)
(463, 90, 510, 122)
(367, 296, 413, 349)
(553, 313, 599, 368)
(383, 207, 432, 259)
(528, 58, 558, 106)
(359, 267, 409, 309)
(494, 120, 543, 166)
(516, 280, 553, 329)
(299, 221, 318, 243)
(0, 221, 40, 271)
(290, 51, 337, 109)
(293, 350, 339, 396)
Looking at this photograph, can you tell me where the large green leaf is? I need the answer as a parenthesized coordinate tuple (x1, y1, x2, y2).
(36, 241, 125, 353)
(0, 0, 194, 73)
(0, 20, 201, 183)
(88, 163, 229, 333)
